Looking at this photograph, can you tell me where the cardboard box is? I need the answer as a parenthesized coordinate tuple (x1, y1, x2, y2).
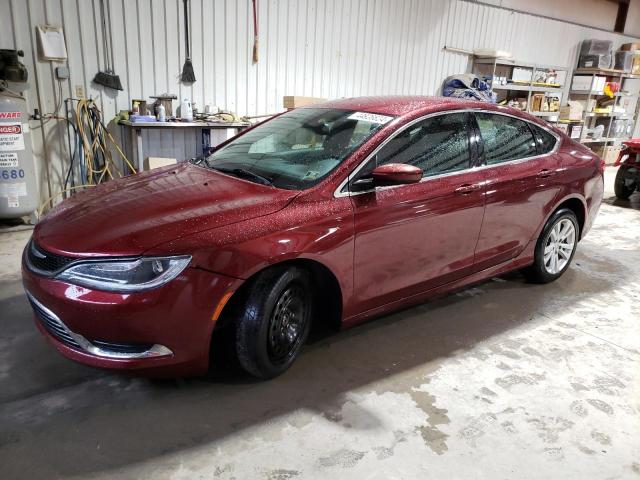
(559, 101, 584, 121)
(283, 96, 326, 109)
(145, 156, 177, 170)
(621, 42, 640, 52)
(575, 98, 597, 113)
(531, 93, 545, 112)
(571, 75, 606, 93)
(591, 145, 623, 165)
(568, 124, 582, 140)
(633, 55, 640, 75)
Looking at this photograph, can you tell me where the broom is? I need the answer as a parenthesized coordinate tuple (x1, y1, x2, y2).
(93, 0, 123, 91)
(252, 0, 258, 63)
(181, 0, 196, 83)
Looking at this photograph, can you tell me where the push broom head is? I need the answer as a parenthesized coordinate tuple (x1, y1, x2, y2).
(94, 70, 123, 91)
(181, 58, 196, 83)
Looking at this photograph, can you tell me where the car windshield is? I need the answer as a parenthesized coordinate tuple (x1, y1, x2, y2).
(202, 108, 394, 190)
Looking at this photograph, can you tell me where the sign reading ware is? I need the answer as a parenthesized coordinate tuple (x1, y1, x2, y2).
(0, 122, 25, 151)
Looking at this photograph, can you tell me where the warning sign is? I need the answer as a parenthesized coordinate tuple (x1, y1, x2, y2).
(0, 182, 27, 197)
(0, 123, 25, 151)
(0, 152, 18, 168)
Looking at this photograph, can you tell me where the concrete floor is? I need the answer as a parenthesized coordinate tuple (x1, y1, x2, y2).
(0, 167, 638, 480)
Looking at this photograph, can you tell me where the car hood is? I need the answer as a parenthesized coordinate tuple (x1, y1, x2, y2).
(34, 162, 299, 257)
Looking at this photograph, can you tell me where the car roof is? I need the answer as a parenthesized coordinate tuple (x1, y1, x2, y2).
(306, 95, 560, 135)
(308, 95, 477, 116)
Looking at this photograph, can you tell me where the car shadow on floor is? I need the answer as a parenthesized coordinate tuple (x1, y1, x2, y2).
(603, 193, 640, 210)
(0, 261, 612, 478)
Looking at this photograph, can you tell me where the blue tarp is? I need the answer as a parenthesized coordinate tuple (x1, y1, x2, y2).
(442, 74, 496, 103)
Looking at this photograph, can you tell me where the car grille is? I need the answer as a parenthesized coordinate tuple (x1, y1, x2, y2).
(26, 240, 75, 276)
(27, 294, 82, 351)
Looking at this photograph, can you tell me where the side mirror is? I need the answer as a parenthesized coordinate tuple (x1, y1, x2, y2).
(369, 163, 423, 186)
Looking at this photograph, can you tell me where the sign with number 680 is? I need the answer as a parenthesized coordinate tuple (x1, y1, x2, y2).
(1, 169, 25, 180)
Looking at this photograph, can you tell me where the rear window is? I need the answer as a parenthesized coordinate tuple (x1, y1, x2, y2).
(475, 113, 538, 164)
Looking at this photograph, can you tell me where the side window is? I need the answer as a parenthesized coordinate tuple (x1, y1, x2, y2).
(475, 113, 538, 164)
(531, 124, 558, 154)
(373, 113, 471, 177)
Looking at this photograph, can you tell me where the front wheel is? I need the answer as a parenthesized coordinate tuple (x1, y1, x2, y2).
(525, 209, 579, 284)
(234, 266, 313, 379)
(614, 166, 636, 200)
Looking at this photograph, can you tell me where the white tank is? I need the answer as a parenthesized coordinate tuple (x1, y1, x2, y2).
(0, 89, 38, 218)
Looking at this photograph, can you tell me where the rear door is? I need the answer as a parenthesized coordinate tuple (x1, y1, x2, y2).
(471, 112, 562, 270)
(349, 112, 486, 312)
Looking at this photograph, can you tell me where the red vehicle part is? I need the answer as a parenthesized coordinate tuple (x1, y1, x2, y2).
(614, 139, 640, 199)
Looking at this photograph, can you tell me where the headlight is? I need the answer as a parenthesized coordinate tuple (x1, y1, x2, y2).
(56, 256, 191, 293)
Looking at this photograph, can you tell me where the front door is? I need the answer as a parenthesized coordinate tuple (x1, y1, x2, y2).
(349, 112, 485, 313)
(471, 112, 563, 270)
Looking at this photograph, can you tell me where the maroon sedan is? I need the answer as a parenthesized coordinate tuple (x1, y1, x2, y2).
(22, 96, 603, 378)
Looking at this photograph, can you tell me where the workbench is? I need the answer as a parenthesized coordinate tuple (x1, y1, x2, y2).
(118, 120, 250, 172)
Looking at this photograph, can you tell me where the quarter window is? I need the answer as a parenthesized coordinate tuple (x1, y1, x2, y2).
(372, 113, 471, 177)
(531, 124, 558, 154)
(475, 113, 538, 164)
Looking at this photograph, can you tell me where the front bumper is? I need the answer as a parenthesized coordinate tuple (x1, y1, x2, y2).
(22, 262, 239, 376)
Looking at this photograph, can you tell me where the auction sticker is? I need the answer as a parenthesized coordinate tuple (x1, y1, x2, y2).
(0, 152, 18, 168)
(0, 123, 25, 151)
(348, 111, 394, 124)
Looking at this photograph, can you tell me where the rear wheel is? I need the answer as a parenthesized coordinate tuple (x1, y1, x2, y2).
(525, 209, 578, 284)
(235, 266, 313, 379)
(614, 166, 636, 200)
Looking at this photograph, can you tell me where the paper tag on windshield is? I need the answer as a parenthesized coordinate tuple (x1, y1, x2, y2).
(348, 112, 393, 124)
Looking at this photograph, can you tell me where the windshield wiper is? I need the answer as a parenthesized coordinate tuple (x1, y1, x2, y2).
(212, 166, 274, 187)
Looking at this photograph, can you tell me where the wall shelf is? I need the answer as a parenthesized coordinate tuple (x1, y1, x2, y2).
(567, 66, 639, 151)
(471, 56, 568, 121)
(493, 84, 563, 93)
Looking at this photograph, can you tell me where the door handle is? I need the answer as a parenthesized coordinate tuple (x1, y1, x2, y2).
(536, 169, 555, 178)
(454, 184, 479, 194)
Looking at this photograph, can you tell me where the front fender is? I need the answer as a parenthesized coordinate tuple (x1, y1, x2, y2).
(147, 196, 355, 312)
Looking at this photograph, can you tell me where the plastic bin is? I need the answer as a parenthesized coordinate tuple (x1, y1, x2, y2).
(580, 39, 613, 56)
(579, 54, 612, 69)
(614, 51, 634, 72)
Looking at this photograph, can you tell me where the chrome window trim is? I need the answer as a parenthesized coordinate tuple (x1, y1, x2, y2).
(26, 291, 173, 360)
(333, 108, 561, 198)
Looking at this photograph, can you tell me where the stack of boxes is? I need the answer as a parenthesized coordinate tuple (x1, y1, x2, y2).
(578, 40, 613, 69)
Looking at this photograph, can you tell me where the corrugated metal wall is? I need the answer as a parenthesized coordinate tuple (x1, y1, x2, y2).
(1, 0, 638, 206)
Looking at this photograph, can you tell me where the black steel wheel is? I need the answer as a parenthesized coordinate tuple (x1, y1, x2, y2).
(267, 284, 309, 365)
(234, 266, 313, 379)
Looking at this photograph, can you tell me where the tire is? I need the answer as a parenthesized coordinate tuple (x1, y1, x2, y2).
(614, 166, 636, 200)
(235, 266, 313, 379)
(525, 209, 579, 284)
